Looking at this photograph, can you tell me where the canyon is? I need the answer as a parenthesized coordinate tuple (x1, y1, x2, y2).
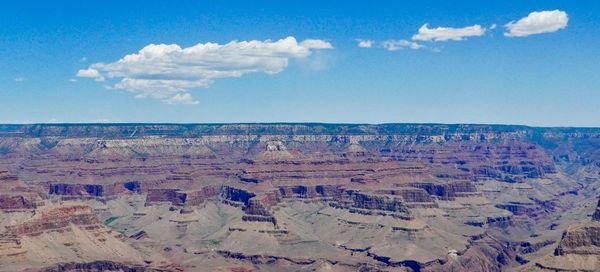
(0, 123, 599, 271)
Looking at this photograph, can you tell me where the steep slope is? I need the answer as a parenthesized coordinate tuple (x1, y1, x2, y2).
(0, 123, 598, 271)
(0, 202, 171, 272)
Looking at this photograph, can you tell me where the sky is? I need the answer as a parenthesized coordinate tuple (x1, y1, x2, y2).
(1, 1, 599, 126)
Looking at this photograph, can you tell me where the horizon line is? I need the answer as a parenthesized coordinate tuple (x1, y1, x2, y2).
(1, 122, 600, 129)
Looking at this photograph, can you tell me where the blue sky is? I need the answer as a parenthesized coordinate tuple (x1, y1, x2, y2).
(1, 1, 599, 126)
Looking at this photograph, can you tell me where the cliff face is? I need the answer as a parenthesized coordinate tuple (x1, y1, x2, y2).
(144, 186, 218, 206)
(4, 203, 100, 237)
(529, 198, 600, 271)
(0, 194, 37, 211)
(36, 260, 172, 272)
(0, 170, 42, 211)
(593, 199, 600, 221)
(331, 189, 411, 218)
(551, 199, 600, 257)
(0, 170, 18, 182)
(0, 124, 599, 272)
(554, 224, 600, 256)
(0, 124, 574, 190)
(0, 124, 578, 191)
(49, 183, 107, 197)
(0, 203, 168, 271)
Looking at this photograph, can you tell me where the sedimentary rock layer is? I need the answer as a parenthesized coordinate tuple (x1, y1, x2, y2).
(0, 124, 599, 271)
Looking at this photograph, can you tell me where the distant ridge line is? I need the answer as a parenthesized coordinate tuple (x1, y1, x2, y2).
(1, 123, 600, 139)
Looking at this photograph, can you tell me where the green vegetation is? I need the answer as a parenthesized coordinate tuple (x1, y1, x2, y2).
(39, 138, 59, 150)
(129, 148, 150, 158)
(208, 239, 221, 246)
(104, 216, 120, 225)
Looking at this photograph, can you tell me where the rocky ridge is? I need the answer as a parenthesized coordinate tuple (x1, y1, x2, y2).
(0, 123, 599, 271)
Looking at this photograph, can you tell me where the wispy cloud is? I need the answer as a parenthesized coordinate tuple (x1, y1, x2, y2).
(14, 77, 27, 82)
(356, 39, 374, 48)
(412, 24, 487, 42)
(77, 37, 332, 104)
(381, 40, 424, 51)
(89, 118, 110, 123)
(505, 10, 568, 37)
(46, 118, 111, 123)
(163, 93, 198, 105)
(0, 120, 34, 124)
(431, 46, 443, 53)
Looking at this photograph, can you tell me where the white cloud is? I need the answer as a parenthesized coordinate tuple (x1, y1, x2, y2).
(490, 24, 497, 30)
(505, 10, 568, 37)
(300, 39, 333, 49)
(164, 93, 199, 105)
(412, 24, 486, 42)
(356, 39, 374, 48)
(77, 37, 332, 104)
(69, 78, 77, 82)
(14, 77, 26, 82)
(381, 39, 424, 51)
(77, 68, 104, 81)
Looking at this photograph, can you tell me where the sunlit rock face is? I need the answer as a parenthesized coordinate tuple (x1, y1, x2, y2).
(0, 202, 172, 271)
(529, 199, 600, 271)
(0, 123, 599, 271)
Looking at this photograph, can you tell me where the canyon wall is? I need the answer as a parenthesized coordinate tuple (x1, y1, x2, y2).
(0, 124, 599, 271)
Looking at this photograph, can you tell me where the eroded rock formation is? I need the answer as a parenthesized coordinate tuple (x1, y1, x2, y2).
(0, 123, 599, 271)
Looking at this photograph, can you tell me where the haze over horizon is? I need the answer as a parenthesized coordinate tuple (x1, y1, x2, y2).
(3, 122, 600, 129)
(2, 1, 599, 126)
